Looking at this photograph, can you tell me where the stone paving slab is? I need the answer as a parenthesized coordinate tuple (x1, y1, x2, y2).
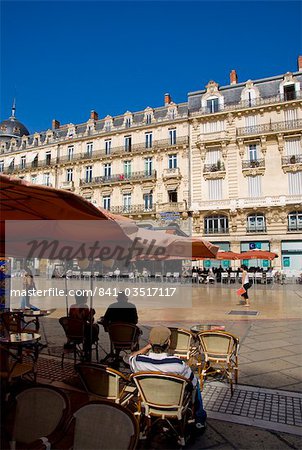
(203, 382, 302, 436)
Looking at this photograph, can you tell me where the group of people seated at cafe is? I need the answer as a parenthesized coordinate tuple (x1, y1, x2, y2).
(67, 291, 207, 432)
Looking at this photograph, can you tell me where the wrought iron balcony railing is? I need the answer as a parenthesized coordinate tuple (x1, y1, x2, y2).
(203, 162, 225, 172)
(246, 227, 267, 233)
(191, 91, 302, 116)
(80, 170, 157, 186)
(237, 119, 302, 136)
(242, 159, 265, 169)
(204, 228, 229, 234)
(282, 155, 302, 165)
(288, 225, 302, 232)
(110, 204, 156, 214)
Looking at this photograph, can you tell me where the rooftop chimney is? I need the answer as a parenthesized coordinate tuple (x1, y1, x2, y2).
(52, 119, 60, 130)
(164, 93, 172, 105)
(230, 69, 238, 85)
(298, 56, 302, 71)
(90, 110, 98, 121)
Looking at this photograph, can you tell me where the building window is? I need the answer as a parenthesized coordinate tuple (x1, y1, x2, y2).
(66, 168, 73, 182)
(144, 157, 153, 176)
(124, 136, 132, 152)
(245, 115, 258, 129)
(206, 98, 219, 113)
(168, 154, 177, 169)
(283, 84, 296, 101)
(68, 146, 74, 161)
(146, 114, 152, 124)
(288, 172, 302, 195)
(21, 156, 26, 169)
(105, 140, 111, 155)
(103, 195, 111, 211)
(284, 109, 298, 123)
(45, 151, 51, 166)
(168, 108, 176, 119)
(43, 173, 50, 186)
(125, 117, 132, 128)
(248, 176, 262, 197)
(124, 160, 132, 177)
(285, 138, 301, 156)
(32, 156, 38, 168)
(169, 129, 176, 145)
(202, 120, 225, 134)
(86, 142, 93, 156)
(248, 144, 258, 161)
(31, 175, 37, 184)
(208, 179, 223, 200)
(204, 215, 229, 234)
(105, 121, 111, 132)
(168, 190, 178, 203)
(288, 211, 302, 231)
(123, 193, 132, 212)
(104, 163, 111, 178)
(85, 166, 93, 183)
(247, 213, 266, 233)
(0, 161, 4, 172)
(143, 192, 153, 210)
(145, 132, 153, 149)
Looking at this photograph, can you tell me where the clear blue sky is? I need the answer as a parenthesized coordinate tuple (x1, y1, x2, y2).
(1, 1, 302, 133)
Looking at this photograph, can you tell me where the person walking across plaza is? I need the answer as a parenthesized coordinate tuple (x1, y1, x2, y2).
(129, 325, 207, 431)
(240, 265, 252, 306)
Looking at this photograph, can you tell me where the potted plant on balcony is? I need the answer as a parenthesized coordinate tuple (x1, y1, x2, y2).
(290, 155, 296, 164)
(216, 159, 222, 171)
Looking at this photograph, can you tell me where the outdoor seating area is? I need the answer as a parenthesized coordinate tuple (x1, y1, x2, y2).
(0, 309, 240, 448)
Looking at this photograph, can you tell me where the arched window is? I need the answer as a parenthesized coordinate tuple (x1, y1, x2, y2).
(204, 215, 229, 234)
(247, 213, 266, 233)
(288, 211, 302, 231)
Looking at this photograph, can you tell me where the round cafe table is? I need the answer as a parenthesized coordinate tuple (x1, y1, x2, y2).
(190, 324, 226, 333)
(0, 332, 41, 346)
(13, 309, 55, 331)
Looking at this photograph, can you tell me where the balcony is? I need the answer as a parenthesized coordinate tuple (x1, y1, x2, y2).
(281, 154, 302, 173)
(288, 225, 302, 232)
(162, 168, 181, 180)
(204, 228, 229, 235)
(110, 204, 156, 214)
(242, 159, 265, 177)
(203, 161, 226, 180)
(61, 181, 75, 191)
(190, 91, 302, 116)
(246, 227, 267, 234)
(237, 119, 302, 137)
(80, 170, 157, 187)
(156, 202, 187, 213)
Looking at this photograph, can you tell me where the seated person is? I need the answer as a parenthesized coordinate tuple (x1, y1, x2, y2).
(129, 326, 207, 431)
(69, 293, 99, 357)
(101, 291, 138, 330)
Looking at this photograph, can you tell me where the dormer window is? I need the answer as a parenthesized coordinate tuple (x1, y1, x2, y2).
(146, 114, 152, 125)
(125, 117, 132, 128)
(207, 98, 219, 113)
(284, 84, 296, 101)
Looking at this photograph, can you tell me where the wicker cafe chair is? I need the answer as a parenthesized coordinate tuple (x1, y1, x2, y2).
(8, 386, 69, 449)
(1, 312, 35, 334)
(197, 331, 239, 395)
(59, 316, 99, 367)
(168, 328, 197, 365)
(0, 344, 38, 391)
(106, 322, 140, 365)
(76, 363, 136, 406)
(131, 371, 195, 447)
(67, 401, 139, 450)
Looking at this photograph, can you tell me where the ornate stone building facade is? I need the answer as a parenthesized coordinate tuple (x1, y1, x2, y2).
(1, 58, 302, 270)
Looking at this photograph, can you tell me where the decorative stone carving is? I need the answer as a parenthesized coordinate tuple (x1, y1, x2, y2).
(203, 171, 226, 180)
(237, 139, 245, 159)
(260, 136, 267, 155)
(227, 113, 234, 125)
(205, 80, 219, 94)
(277, 134, 284, 155)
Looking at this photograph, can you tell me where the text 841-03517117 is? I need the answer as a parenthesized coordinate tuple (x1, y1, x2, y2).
(97, 287, 177, 297)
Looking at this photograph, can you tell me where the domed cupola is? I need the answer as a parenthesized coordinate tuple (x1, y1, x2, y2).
(0, 100, 30, 143)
